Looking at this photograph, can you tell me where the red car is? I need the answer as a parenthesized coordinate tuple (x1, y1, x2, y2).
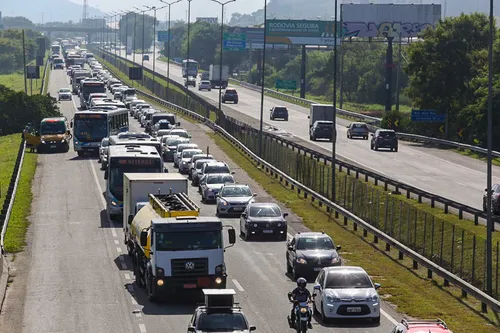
(392, 319, 453, 333)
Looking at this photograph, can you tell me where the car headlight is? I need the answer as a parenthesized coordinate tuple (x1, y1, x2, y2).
(296, 258, 307, 264)
(326, 296, 340, 303)
(41, 139, 46, 144)
(366, 295, 379, 302)
(331, 257, 340, 264)
(61, 139, 65, 143)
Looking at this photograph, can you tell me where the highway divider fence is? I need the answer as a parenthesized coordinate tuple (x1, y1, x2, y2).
(96, 49, 500, 307)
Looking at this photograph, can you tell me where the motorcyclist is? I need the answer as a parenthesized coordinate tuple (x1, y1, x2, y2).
(289, 277, 313, 329)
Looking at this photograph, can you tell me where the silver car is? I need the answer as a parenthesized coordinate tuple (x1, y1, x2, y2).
(216, 184, 256, 217)
(99, 137, 110, 169)
(199, 173, 235, 203)
(174, 143, 199, 168)
(162, 136, 190, 162)
(188, 154, 214, 180)
(198, 80, 211, 91)
(58, 88, 72, 101)
(178, 149, 203, 174)
(346, 122, 369, 140)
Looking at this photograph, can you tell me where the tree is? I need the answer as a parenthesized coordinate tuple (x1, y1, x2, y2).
(119, 13, 157, 52)
(2, 16, 34, 29)
(181, 22, 219, 69)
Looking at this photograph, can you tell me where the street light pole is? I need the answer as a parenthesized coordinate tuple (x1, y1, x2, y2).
(133, 12, 137, 64)
(331, 0, 338, 202)
(258, 0, 268, 158)
(120, 10, 129, 58)
(144, 5, 158, 94)
(211, 0, 236, 122)
(160, 0, 182, 101)
(133, 6, 147, 80)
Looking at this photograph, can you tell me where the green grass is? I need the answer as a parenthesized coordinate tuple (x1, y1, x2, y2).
(0, 134, 22, 210)
(210, 131, 500, 333)
(0, 52, 49, 93)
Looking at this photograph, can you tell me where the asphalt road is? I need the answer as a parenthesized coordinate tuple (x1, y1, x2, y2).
(0, 67, 401, 332)
(120, 51, 500, 213)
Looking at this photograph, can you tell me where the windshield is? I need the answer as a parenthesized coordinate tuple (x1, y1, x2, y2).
(40, 121, 66, 135)
(171, 131, 189, 138)
(156, 230, 222, 251)
(157, 122, 171, 130)
(378, 131, 395, 137)
(108, 158, 162, 200)
(249, 205, 281, 217)
(166, 138, 186, 146)
(153, 115, 175, 125)
(196, 160, 212, 169)
(325, 271, 373, 289)
(197, 313, 247, 332)
(59, 89, 70, 93)
(221, 187, 252, 197)
(182, 150, 202, 159)
(205, 165, 230, 174)
(74, 118, 107, 142)
(206, 175, 234, 185)
(296, 237, 334, 250)
(352, 123, 367, 129)
(178, 145, 197, 153)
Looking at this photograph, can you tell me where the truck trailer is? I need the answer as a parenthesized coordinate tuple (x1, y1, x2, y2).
(308, 104, 335, 129)
(209, 64, 229, 89)
(129, 192, 236, 301)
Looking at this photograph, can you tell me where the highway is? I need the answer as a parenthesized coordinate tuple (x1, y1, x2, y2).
(0, 63, 402, 332)
(117, 50, 500, 213)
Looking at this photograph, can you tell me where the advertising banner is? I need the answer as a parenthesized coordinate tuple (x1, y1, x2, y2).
(341, 4, 442, 38)
(265, 19, 342, 45)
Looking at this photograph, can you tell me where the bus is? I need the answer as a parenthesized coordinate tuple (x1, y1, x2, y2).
(104, 145, 165, 220)
(108, 134, 162, 155)
(72, 108, 129, 156)
(51, 44, 61, 54)
(80, 80, 106, 109)
(90, 98, 126, 110)
(181, 59, 199, 78)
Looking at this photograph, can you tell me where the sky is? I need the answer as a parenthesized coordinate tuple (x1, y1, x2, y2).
(70, 0, 263, 23)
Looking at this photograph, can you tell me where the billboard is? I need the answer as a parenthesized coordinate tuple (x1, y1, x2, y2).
(230, 27, 289, 50)
(265, 20, 342, 45)
(196, 17, 218, 24)
(341, 4, 442, 38)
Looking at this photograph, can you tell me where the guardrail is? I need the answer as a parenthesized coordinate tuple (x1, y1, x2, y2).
(97, 48, 489, 226)
(99, 62, 500, 314)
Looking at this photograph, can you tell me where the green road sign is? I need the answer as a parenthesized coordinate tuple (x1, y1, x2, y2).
(265, 19, 342, 45)
(275, 79, 297, 90)
(223, 33, 247, 51)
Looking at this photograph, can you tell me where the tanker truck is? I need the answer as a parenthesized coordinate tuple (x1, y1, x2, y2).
(129, 192, 236, 302)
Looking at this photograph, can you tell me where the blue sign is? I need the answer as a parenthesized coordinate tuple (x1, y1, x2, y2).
(157, 31, 169, 42)
(223, 33, 247, 51)
(411, 109, 446, 123)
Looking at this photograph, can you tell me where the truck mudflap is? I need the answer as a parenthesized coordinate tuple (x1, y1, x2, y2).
(151, 274, 227, 296)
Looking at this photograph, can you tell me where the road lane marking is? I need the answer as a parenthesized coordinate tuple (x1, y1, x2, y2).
(135, 312, 142, 318)
(381, 308, 398, 325)
(117, 247, 122, 253)
(125, 273, 131, 280)
(455, 181, 467, 187)
(114, 240, 120, 244)
(139, 323, 147, 333)
(131, 297, 138, 305)
(232, 279, 245, 292)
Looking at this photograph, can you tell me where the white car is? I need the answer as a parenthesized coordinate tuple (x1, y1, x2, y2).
(58, 88, 72, 101)
(178, 149, 203, 174)
(198, 80, 211, 91)
(312, 266, 381, 323)
(199, 173, 235, 203)
(174, 143, 199, 168)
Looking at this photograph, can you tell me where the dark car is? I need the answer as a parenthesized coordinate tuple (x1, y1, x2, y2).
(483, 184, 500, 214)
(310, 121, 333, 141)
(270, 106, 289, 121)
(222, 88, 238, 104)
(347, 122, 369, 139)
(142, 54, 150, 61)
(286, 232, 342, 280)
(370, 129, 398, 151)
(239, 203, 288, 241)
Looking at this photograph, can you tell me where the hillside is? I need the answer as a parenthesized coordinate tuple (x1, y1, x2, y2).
(228, 0, 499, 26)
(1, 0, 102, 24)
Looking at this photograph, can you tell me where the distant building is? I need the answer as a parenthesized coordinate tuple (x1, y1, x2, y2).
(196, 17, 218, 24)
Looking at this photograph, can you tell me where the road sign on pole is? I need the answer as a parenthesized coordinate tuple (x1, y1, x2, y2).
(275, 79, 297, 90)
(223, 33, 246, 51)
(157, 30, 169, 42)
(411, 109, 446, 122)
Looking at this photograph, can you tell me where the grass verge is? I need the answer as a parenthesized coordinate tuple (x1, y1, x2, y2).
(0, 135, 22, 210)
(210, 131, 499, 333)
(3, 144, 37, 253)
(0, 52, 49, 93)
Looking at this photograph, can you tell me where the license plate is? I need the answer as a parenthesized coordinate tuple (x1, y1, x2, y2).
(233, 207, 243, 211)
(314, 267, 322, 271)
(183, 284, 197, 289)
(263, 230, 273, 234)
(50, 145, 56, 148)
(347, 307, 362, 313)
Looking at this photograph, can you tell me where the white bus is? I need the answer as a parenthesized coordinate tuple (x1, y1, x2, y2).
(181, 59, 199, 78)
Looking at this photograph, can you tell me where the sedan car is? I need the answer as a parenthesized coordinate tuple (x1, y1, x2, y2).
(286, 232, 342, 279)
(239, 203, 288, 241)
(312, 266, 381, 323)
(191, 158, 215, 186)
(346, 122, 369, 139)
(58, 88, 72, 101)
(161, 136, 190, 162)
(216, 184, 256, 217)
(169, 129, 190, 139)
(174, 143, 199, 168)
(188, 154, 214, 180)
(370, 129, 398, 152)
(199, 173, 235, 203)
(198, 80, 211, 91)
(270, 106, 289, 121)
(178, 149, 203, 174)
(310, 121, 333, 141)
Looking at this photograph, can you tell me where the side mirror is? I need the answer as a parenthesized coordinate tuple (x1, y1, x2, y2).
(253, 193, 257, 197)
(336, 245, 342, 251)
(313, 284, 321, 290)
(283, 213, 289, 217)
(187, 327, 196, 333)
(270, 108, 273, 111)
(176, 122, 181, 126)
(374, 283, 381, 290)
(249, 326, 256, 331)
(241, 213, 247, 218)
(231, 171, 235, 174)
(228, 228, 236, 244)
(140, 230, 148, 247)
(104, 170, 108, 180)
(370, 133, 374, 137)
(128, 215, 134, 225)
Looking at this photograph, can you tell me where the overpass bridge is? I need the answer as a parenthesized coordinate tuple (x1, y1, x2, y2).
(34, 25, 118, 42)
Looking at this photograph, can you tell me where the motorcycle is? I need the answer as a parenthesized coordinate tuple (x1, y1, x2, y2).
(287, 298, 312, 333)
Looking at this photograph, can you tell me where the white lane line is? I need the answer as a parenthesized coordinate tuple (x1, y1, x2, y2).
(135, 312, 142, 318)
(381, 308, 398, 325)
(131, 297, 138, 305)
(114, 240, 120, 245)
(139, 323, 147, 333)
(232, 279, 245, 292)
(68, 221, 80, 224)
(116, 247, 122, 253)
(455, 181, 467, 187)
(124, 273, 131, 280)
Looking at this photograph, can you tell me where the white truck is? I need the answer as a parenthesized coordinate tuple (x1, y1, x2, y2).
(128, 192, 236, 301)
(209, 64, 229, 89)
(123, 173, 189, 252)
(308, 104, 335, 129)
(72, 70, 92, 94)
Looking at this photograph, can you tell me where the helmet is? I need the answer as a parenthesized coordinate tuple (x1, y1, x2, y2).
(297, 277, 307, 289)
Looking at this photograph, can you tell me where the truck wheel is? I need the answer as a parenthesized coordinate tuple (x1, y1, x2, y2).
(146, 270, 157, 302)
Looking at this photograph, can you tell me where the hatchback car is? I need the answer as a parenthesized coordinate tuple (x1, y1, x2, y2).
(370, 129, 398, 151)
(270, 106, 289, 121)
(142, 54, 150, 61)
(216, 184, 256, 217)
(174, 143, 199, 168)
(198, 80, 211, 91)
(391, 319, 452, 333)
(239, 203, 288, 241)
(312, 266, 381, 323)
(161, 136, 190, 162)
(347, 122, 369, 139)
(191, 158, 215, 186)
(178, 149, 204, 174)
(58, 88, 72, 101)
(188, 154, 214, 180)
(310, 121, 333, 141)
(199, 173, 235, 203)
(222, 88, 238, 104)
